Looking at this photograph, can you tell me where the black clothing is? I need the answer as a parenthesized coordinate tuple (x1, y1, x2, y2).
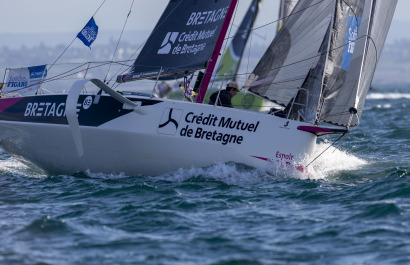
(209, 90, 233, 108)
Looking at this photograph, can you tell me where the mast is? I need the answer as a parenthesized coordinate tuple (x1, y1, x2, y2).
(195, 0, 239, 104)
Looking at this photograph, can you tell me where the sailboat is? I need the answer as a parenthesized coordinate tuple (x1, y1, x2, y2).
(0, 0, 397, 176)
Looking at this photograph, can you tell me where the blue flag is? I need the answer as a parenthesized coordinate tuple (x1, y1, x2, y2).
(77, 17, 99, 48)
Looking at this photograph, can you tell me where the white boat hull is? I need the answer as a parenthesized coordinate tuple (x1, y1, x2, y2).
(0, 94, 317, 175)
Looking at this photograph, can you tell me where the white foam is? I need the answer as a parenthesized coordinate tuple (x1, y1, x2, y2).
(376, 104, 392, 109)
(303, 141, 367, 180)
(154, 162, 272, 185)
(0, 156, 47, 178)
(367, 93, 410, 100)
(149, 140, 369, 183)
(84, 170, 130, 179)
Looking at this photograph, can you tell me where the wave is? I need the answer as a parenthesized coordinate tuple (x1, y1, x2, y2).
(77, 140, 369, 184)
(148, 141, 368, 183)
(0, 143, 367, 183)
(367, 92, 410, 100)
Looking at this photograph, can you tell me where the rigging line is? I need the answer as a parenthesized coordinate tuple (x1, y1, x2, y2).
(212, 0, 240, 84)
(47, 37, 77, 73)
(341, 0, 359, 25)
(48, 0, 107, 73)
(110, 0, 185, 82)
(250, 0, 325, 33)
(92, 0, 106, 17)
(246, 26, 253, 81)
(233, 34, 368, 79)
(42, 62, 112, 85)
(304, 132, 347, 169)
(46, 59, 133, 87)
(104, 0, 135, 84)
(333, 131, 347, 153)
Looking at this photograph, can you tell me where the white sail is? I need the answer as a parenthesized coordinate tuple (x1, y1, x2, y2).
(319, 0, 398, 127)
(277, 0, 298, 31)
(247, 0, 397, 127)
(247, 0, 334, 106)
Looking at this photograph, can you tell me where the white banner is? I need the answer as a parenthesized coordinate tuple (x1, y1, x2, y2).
(3, 65, 47, 95)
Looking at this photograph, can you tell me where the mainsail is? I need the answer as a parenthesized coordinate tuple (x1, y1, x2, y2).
(215, 0, 262, 81)
(246, 0, 397, 128)
(246, 0, 334, 106)
(117, 0, 231, 83)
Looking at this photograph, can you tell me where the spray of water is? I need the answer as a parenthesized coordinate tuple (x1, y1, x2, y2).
(0, 155, 47, 178)
(0, 141, 367, 183)
(152, 140, 369, 183)
(303, 141, 367, 180)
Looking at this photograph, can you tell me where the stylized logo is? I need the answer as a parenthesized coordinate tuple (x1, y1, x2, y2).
(157, 32, 179, 54)
(158, 108, 183, 135)
(280, 121, 290, 129)
(342, 16, 361, 70)
(83, 96, 93, 110)
(81, 26, 98, 43)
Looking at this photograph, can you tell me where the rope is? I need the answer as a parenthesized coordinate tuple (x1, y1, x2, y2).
(108, 0, 186, 83)
(47, 0, 106, 73)
(305, 132, 347, 169)
(104, 0, 135, 84)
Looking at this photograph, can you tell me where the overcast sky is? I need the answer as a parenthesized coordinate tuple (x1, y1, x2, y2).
(1, 0, 408, 46)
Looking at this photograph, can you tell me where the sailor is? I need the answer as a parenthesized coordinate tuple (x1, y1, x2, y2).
(209, 81, 240, 108)
(158, 81, 172, 98)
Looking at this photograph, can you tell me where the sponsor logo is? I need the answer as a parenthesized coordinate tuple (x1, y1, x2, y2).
(342, 16, 361, 70)
(24, 102, 68, 117)
(24, 97, 93, 117)
(165, 28, 217, 55)
(83, 96, 93, 110)
(280, 121, 290, 129)
(186, 7, 228, 25)
(275, 151, 295, 166)
(158, 32, 179, 54)
(276, 151, 294, 161)
(156, 6, 228, 56)
(80, 26, 98, 43)
(158, 108, 183, 135)
(6, 76, 28, 88)
(178, 112, 260, 146)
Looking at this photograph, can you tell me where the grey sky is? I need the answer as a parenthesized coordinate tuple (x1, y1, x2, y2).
(1, 0, 408, 47)
(2, 1, 408, 33)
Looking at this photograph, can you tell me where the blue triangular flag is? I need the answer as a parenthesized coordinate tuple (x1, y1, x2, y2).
(77, 17, 99, 48)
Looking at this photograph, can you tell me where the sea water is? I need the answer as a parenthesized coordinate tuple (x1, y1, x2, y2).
(0, 85, 409, 265)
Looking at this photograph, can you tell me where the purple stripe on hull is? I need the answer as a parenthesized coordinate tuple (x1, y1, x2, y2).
(250, 155, 306, 173)
(0, 97, 23, 112)
(297, 126, 349, 136)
